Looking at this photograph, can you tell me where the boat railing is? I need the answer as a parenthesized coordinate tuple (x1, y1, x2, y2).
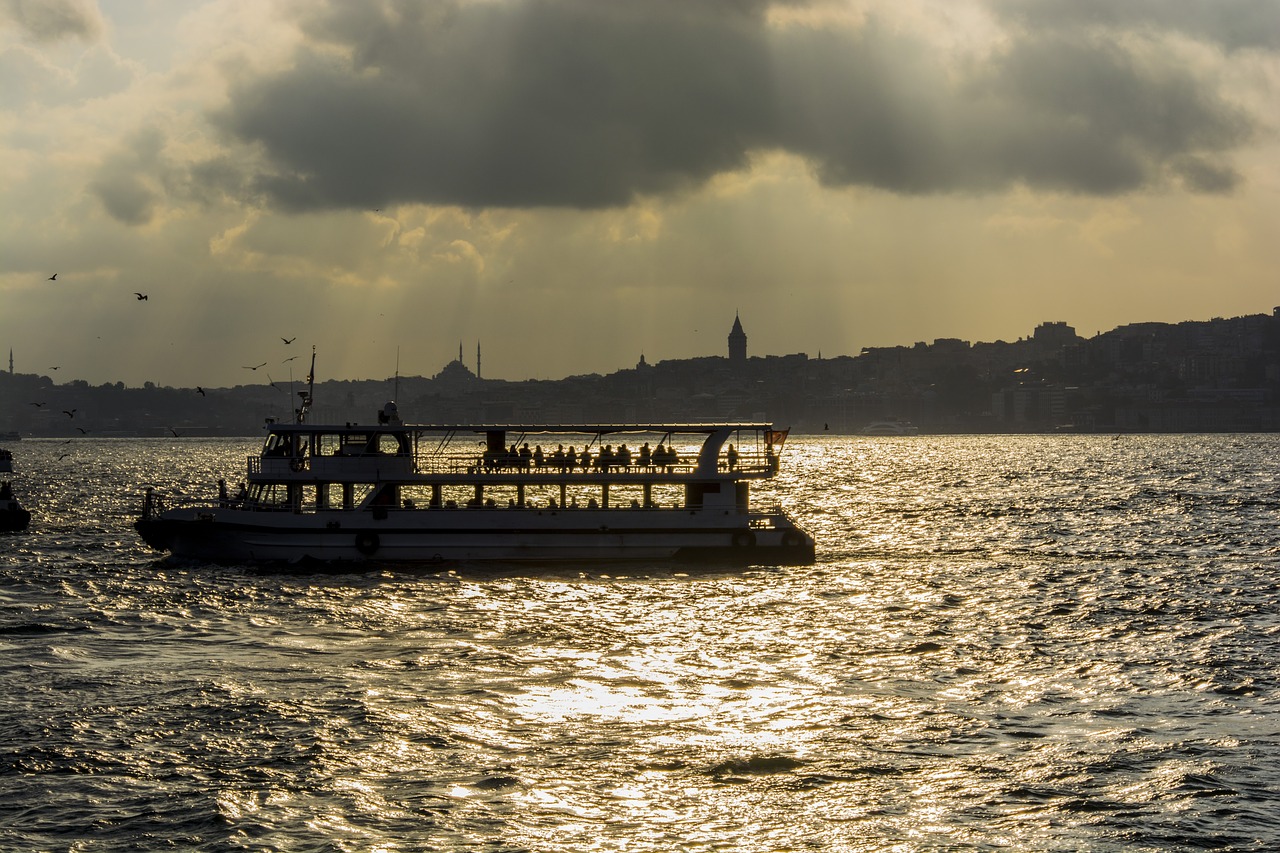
(246, 447, 780, 479)
(417, 448, 778, 477)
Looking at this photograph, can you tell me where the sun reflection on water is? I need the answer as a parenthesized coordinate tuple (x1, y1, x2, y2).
(4, 435, 1280, 850)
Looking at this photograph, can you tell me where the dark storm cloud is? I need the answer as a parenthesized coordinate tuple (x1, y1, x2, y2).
(0, 0, 102, 42)
(216, 0, 774, 211)
(210, 0, 1262, 212)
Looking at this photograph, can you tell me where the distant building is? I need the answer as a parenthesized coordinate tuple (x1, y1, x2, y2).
(728, 313, 747, 362)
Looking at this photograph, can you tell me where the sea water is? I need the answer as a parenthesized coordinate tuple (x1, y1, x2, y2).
(1, 435, 1278, 851)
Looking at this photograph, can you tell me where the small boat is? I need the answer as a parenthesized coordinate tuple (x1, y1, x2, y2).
(0, 450, 31, 532)
(135, 364, 815, 566)
(858, 420, 920, 436)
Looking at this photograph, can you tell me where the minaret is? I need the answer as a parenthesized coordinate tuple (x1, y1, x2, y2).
(477, 341, 482, 379)
(8, 348, 12, 374)
(458, 341, 463, 364)
(728, 313, 747, 362)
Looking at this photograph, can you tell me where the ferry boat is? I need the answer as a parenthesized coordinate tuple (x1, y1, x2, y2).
(135, 380, 815, 566)
(0, 449, 31, 532)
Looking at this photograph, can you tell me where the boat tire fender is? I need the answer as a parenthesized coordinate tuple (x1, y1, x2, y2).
(355, 531, 380, 556)
(781, 530, 805, 548)
(732, 531, 756, 548)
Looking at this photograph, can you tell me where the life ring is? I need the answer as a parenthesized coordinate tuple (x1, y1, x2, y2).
(781, 530, 805, 547)
(732, 530, 756, 548)
(355, 531, 380, 556)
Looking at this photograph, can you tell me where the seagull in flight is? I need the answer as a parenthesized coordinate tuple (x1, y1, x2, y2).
(196, 386, 206, 396)
(282, 355, 299, 363)
(134, 292, 148, 301)
(168, 427, 181, 437)
(63, 409, 76, 418)
(243, 363, 267, 370)
(48, 273, 58, 281)
(281, 337, 296, 345)
(29, 402, 45, 408)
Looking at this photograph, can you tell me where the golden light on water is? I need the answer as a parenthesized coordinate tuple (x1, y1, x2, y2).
(6, 435, 1279, 849)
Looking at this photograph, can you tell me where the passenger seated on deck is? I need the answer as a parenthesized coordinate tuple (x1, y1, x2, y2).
(534, 445, 545, 468)
(618, 444, 631, 468)
(553, 445, 566, 471)
(638, 442, 651, 469)
(579, 448, 592, 471)
(565, 447, 577, 471)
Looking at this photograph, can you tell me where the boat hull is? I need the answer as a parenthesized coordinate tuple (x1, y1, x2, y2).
(135, 507, 816, 566)
(0, 503, 30, 532)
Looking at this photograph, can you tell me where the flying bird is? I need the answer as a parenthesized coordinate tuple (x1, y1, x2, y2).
(243, 363, 267, 370)
(196, 386, 206, 396)
(76, 427, 89, 434)
(63, 409, 76, 418)
(134, 293, 148, 301)
(168, 427, 181, 437)
(48, 273, 57, 281)
(282, 337, 296, 345)
(29, 402, 45, 408)
(282, 356, 299, 363)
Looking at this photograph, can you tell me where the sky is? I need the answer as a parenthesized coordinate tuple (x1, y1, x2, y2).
(2, 0, 1278, 388)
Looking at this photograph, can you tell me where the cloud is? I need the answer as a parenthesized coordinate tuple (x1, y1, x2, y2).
(190, 0, 1270, 212)
(992, 0, 1280, 53)
(213, 0, 775, 211)
(89, 127, 166, 225)
(0, 0, 103, 43)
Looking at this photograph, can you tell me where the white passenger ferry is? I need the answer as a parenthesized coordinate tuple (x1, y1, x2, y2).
(135, 385, 815, 566)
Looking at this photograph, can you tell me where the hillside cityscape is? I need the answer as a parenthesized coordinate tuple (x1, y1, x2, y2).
(4, 308, 1280, 438)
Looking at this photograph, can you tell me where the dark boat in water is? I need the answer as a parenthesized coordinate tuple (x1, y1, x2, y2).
(0, 449, 31, 532)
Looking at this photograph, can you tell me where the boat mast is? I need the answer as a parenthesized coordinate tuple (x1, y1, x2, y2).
(296, 346, 315, 424)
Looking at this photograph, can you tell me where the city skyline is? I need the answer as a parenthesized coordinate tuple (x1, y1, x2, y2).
(2, 1, 1278, 387)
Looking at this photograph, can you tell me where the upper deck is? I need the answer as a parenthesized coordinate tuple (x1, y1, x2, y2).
(248, 420, 787, 485)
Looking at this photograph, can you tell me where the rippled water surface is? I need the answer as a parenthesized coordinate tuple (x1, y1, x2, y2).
(2, 435, 1278, 851)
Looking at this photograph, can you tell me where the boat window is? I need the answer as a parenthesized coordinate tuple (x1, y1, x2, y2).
(334, 434, 371, 455)
(377, 433, 408, 455)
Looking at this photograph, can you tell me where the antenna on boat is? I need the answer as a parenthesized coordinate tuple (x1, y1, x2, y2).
(296, 346, 315, 424)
